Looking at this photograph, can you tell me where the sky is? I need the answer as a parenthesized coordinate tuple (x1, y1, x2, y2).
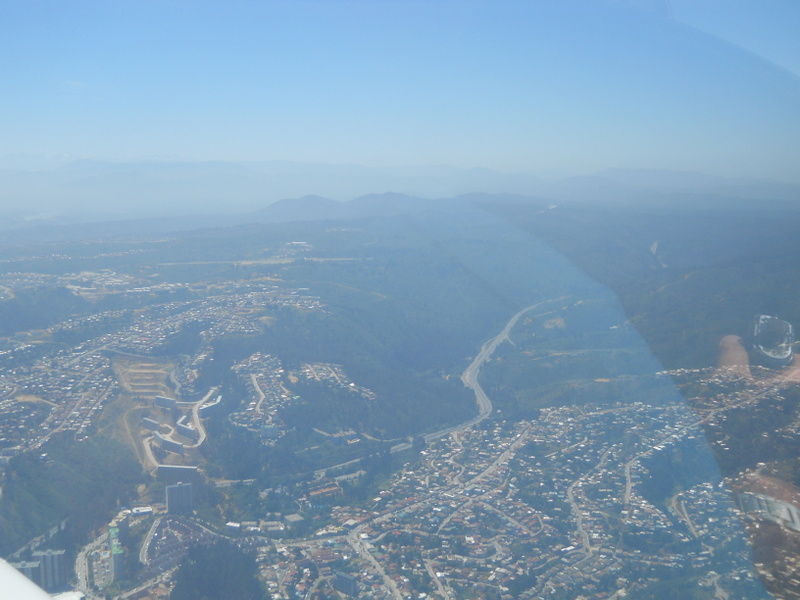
(2, 0, 800, 182)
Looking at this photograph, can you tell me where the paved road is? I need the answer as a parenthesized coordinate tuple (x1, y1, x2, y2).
(75, 532, 107, 600)
(251, 374, 267, 413)
(567, 444, 611, 556)
(139, 517, 163, 565)
(313, 297, 565, 478)
(347, 528, 403, 600)
(424, 556, 453, 600)
(460, 298, 564, 427)
(186, 387, 216, 448)
(461, 309, 530, 418)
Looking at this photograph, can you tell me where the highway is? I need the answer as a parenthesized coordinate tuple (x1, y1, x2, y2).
(460, 298, 563, 425)
(75, 532, 107, 600)
(417, 297, 566, 445)
(312, 297, 565, 478)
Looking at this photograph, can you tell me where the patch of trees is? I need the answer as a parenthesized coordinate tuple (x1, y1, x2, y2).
(51, 311, 133, 346)
(638, 439, 720, 510)
(633, 571, 714, 600)
(340, 448, 397, 503)
(153, 319, 209, 356)
(259, 307, 475, 437)
(0, 433, 144, 555)
(704, 396, 800, 477)
(507, 570, 538, 598)
(484, 202, 800, 369)
(170, 541, 265, 600)
(0, 286, 90, 336)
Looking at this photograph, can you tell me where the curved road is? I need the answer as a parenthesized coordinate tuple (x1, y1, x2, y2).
(186, 386, 217, 448)
(459, 297, 565, 427)
(313, 297, 564, 477)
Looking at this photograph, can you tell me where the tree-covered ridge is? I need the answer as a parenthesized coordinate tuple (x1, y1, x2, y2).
(0, 434, 143, 555)
(483, 201, 800, 369)
(170, 541, 265, 600)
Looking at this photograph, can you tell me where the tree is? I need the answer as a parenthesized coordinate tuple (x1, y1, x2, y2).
(170, 541, 265, 600)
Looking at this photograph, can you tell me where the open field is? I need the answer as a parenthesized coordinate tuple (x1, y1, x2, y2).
(112, 354, 177, 400)
(717, 335, 752, 378)
(12, 393, 57, 407)
(104, 354, 179, 473)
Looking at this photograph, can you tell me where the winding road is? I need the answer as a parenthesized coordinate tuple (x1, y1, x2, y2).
(459, 298, 565, 428)
(313, 297, 565, 478)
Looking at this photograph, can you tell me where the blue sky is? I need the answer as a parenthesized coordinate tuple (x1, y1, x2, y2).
(2, 0, 799, 181)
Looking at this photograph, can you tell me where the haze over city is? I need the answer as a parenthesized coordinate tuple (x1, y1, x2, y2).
(3, 3, 800, 600)
(2, 0, 800, 219)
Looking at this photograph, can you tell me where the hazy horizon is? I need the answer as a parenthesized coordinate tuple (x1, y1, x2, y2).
(3, 0, 800, 198)
(3, 5, 800, 598)
(2, 159, 800, 225)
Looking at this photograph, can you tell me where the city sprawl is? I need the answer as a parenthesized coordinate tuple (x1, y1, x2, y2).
(1, 213, 800, 600)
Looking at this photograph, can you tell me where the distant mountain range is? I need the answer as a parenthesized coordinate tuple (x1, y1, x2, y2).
(0, 159, 798, 233)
